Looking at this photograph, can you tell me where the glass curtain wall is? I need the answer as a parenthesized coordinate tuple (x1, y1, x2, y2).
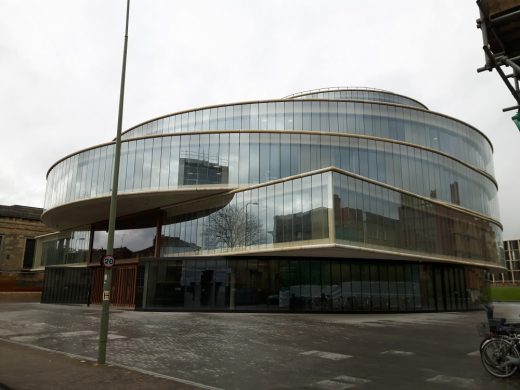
(160, 170, 502, 265)
(139, 257, 486, 312)
(91, 227, 156, 263)
(287, 89, 427, 109)
(38, 170, 502, 269)
(332, 172, 503, 265)
(45, 133, 499, 221)
(36, 226, 158, 268)
(36, 229, 90, 267)
(120, 100, 494, 175)
(161, 172, 332, 256)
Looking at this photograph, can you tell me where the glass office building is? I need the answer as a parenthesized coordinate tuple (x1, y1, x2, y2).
(37, 87, 505, 311)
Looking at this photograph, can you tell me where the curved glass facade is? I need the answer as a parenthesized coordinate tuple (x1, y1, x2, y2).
(160, 170, 502, 265)
(284, 87, 428, 109)
(116, 99, 494, 176)
(40, 87, 504, 312)
(45, 132, 499, 220)
(139, 258, 485, 312)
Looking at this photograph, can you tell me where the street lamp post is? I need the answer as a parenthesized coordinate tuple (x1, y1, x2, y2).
(97, 0, 130, 365)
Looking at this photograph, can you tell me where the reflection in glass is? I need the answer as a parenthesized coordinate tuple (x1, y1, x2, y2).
(92, 227, 156, 261)
(333, 172, 503, 265)
(45, 130, 499, 225)
(39, 229, 90, 266)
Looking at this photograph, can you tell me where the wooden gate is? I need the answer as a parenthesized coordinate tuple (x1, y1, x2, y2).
(90, 263, 137, 308)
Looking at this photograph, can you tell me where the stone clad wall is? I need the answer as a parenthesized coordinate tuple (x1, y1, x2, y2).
(0, 215, 55, 293)
(0, 217, 54, 272)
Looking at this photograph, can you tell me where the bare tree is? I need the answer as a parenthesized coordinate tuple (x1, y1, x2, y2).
(204, 204, 262, 248)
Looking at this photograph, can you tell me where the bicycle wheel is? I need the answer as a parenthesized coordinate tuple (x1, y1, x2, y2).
(480, 338, 520, 378)
(480, 337, 491, 350)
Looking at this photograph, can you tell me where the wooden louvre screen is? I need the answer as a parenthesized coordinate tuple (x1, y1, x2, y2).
(89, 264, 137, 308)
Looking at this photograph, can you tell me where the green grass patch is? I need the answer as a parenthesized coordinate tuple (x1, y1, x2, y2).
(487, 286, 520, 302)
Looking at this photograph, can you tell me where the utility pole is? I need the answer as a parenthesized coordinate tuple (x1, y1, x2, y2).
(97, 0, 130, 365)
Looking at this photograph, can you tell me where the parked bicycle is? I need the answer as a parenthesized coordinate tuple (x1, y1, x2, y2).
(478, 304, 520, 378)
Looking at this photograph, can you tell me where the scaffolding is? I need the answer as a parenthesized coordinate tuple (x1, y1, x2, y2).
(476, 0, 520, 129)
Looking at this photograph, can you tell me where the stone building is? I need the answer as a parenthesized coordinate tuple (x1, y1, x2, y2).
(0, 205, 55, 293)
(490, 238, 520, 285)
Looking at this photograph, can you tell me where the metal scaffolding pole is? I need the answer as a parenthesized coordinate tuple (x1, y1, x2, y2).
(476, 0, 520, 130)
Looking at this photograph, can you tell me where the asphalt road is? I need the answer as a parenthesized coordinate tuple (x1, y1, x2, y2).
(0, 303, 519, 389)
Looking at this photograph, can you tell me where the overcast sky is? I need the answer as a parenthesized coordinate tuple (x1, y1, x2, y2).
(0, 0, 518, 239)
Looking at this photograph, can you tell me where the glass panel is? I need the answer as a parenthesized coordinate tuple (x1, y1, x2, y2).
(258, 103, 267, 130)
(249, 104, 258, 130)
(249, 133, 260, 184)
(150, 137, 162, 188)
(126, 141, 136, 190)
(284, 102, 294, 130)
(276, 102, 284, 130)
(290, 134, 300, 176)
(40, 229, 91, 266)
(267, 103, 276, 130)
(229, 133, 239, 184)
(293, 101, 303, 130)
(341, 262, 352, 310)
(302, 101, 312, 130)
(269, 133, 280, 180)
(239, 133, 250, 184)
(259, 133, 270, 183)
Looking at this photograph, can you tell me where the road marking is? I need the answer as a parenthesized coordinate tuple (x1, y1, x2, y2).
(334, 376, 371, 384)
(56, 330, 97, 338)
(314, 375, 371, 389)
(466, 350, 480, 356)
(107, 334, 126, 340)
(315, 379, 355, 390)
(426, 375, 475, 388)
(380, 350, 415, 356)
(301, 350, 352, 360)
(9, 335, 41, 343)
(11, 330, 125, 343)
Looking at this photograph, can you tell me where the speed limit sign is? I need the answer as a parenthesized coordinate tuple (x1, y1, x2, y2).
(102, 255, 115, 268)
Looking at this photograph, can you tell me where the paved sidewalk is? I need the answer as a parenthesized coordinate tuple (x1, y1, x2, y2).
(1, 303, 519, 389)
(0, 339, 201, 390)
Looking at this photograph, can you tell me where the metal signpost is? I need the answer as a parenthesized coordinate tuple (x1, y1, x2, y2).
(97, 0, 130, 365)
